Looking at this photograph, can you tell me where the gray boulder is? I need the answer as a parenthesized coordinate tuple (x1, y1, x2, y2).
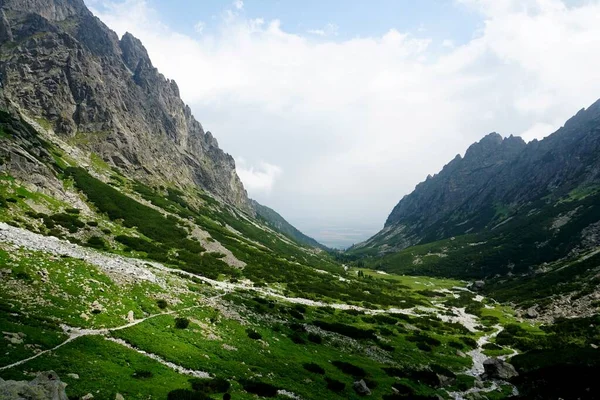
(483, 358, 519, 379)
(0, 371, 68, 400)
(525, 306, 539, 319)
(352, 379, 371, 396)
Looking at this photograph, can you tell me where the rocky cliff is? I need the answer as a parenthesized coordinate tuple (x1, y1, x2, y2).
(0, 0, 251, 212)
(357, 99, 600, 253)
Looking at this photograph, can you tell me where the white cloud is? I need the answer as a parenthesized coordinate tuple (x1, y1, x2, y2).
(89, 0, 600, 244)
(236, 159, 282, 194)
(307, 23, 339, 37)
(233, 0, 244, 10)
(194, 21, 205, 34)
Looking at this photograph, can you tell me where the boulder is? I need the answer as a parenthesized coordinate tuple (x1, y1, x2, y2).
(525, 306, 539, 319)
(472, 280, 485, 291)
(126, 310, 135, 323)
(352, 380, 371, 396)
(81, 394, 94, 400)
(483, 358, 519, 380)
(0, 371, 68, 400)
(115, 394, 125, 400)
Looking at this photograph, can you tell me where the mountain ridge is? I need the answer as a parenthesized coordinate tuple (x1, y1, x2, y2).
(356, 98, 600, 255)
(0, 0, 251, 212)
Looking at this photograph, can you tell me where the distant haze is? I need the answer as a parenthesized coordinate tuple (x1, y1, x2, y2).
(88, 0, 600, 247)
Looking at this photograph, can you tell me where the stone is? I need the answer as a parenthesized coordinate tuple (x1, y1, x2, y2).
(352, 379, 371, 396)
(66, 374, 79, 380)
(472, 281, 485, 291)
(483, 358, 519, 380)
(115, 394, 125, 400)
(126, 311, 135, 323)
(82, 394, 94, 400)
(0, 371, 68, 400)
(525, 306, 539, 319)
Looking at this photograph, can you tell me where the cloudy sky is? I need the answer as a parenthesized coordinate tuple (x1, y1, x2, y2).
(86, 0, 600, 248)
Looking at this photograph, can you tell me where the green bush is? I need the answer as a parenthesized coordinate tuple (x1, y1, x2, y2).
(308, 333, 323, 344)
(325, 377, 345, 392)
(167, 389, 209, 400)
(132, 370, 153, 379)
(189, 377, 230, 393)
(303, 362, 325, 374)
(246, 329, 262, 340)
(86, 236, 107, 250)
(332, 361, 367, 378)
(156, 299, 168, 309)
(175, 317, 190, 329)
(241, 380, 279, 397)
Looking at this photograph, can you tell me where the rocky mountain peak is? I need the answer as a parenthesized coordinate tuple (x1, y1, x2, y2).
(120, 32, 152, 72)
(0, 0, 88, 22)
(0, 0, 252, 212)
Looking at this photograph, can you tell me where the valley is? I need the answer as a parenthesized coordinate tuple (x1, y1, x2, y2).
(1, 221, 526, 400)
(0, 1, 599, 399)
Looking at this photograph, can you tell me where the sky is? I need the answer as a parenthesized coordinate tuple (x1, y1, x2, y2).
(85, 0, 600, 248)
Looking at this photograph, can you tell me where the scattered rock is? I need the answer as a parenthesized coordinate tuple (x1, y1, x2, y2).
(38, 268, 50, 283)
(352, 379, 371, 396)
(90, 301, 104, 314)
(81, 394, 94, 400)
(471, 281, 485, 291)
(0, 371, 68, 400)
(80, 313, 90, 321)
(525, 306, 539, 319)
(115, 394, 125, 400)
(482, 358, 519, 379)
(66, 374, 79, 380)
(126, 311, 135, 323)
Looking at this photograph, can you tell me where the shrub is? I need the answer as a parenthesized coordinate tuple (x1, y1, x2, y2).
(417, 342, 432, 352)
(65, 208, 80, 214)
(303, 362, 325, 375)
(86, 236, 107, 250)
(175, 317, 190, 329)
(167, 389, 209, 400)
(290, 332, 306, 344)
(313, 320, 377, 341)
(189, 377, 230, 393)
(461, 336, 478, 348)
(482, 342, 502, 351)
(132, 370, 153, 379)
(246, 329, 262, 340)
(86, 221, 99, 227)
(157, 299, 168, 309)
(241, 380, 279, 397)
(325, 377, 345, 392)
(332, 361, 367, 378)
(448, 340, 465, 349)
(308, 333, 323, 344)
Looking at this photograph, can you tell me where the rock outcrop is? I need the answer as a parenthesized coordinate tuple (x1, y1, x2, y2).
(0, 0, 251, 212)
(0, 371, 68, 400)
(482, 358, 519, 380)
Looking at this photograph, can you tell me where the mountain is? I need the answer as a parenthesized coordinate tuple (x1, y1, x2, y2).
(355, 99, 600, 256)
(251, 199, 328, 250)
(0, 2, 598, 399)
(350, 99, 600, 323)
(0, 0, 249, 211)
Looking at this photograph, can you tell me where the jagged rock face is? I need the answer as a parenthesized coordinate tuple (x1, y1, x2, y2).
(0, 0, 88, 22)
(0, 0, 251, 212)
(360, 99, 600, 252)
(0, 371, 68, 400)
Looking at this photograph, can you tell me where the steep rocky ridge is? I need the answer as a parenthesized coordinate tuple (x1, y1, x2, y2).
(0, 0, 251, 212)
(356, 99, 600, 254)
